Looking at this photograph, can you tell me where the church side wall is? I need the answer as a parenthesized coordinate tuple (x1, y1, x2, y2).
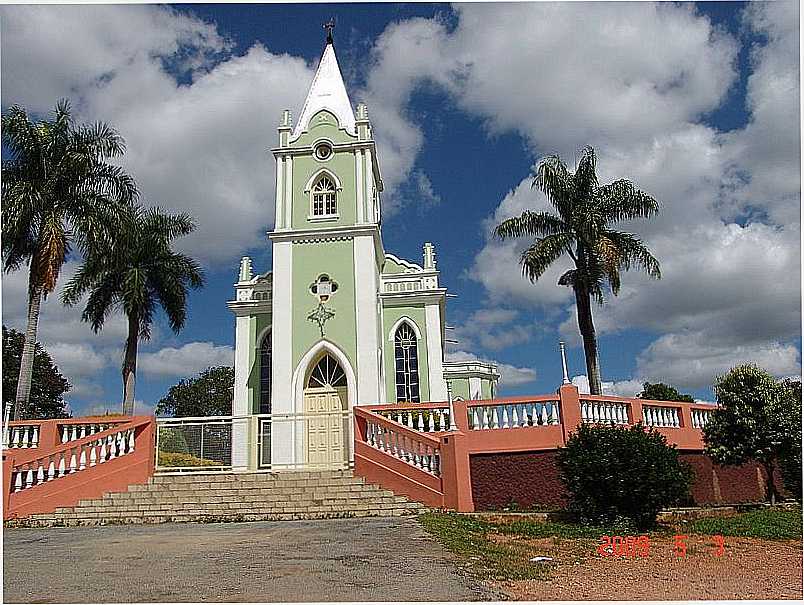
(381, 306, 431, 404)
(246, 313, 273, 414)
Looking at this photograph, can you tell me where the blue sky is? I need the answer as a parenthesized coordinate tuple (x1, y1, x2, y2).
(1, 2, 800, 415)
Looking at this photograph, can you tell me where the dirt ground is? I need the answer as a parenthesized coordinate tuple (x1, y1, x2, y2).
(488, 533, 803, 600)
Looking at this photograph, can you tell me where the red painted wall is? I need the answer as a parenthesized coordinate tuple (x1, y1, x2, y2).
(470, 450, 785, 510)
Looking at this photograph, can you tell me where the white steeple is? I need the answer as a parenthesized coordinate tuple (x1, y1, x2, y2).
(291, 34, 356, 141)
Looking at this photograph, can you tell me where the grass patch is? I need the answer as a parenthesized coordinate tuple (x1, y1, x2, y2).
(689, 506, 802, 541)
(418, 512, 548, 580)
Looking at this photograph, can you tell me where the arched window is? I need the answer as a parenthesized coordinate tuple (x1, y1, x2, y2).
(307, 353, 347, 388)
(259, 332, 272, 414)
(311, 175, 337, 217)
(394, 323, 420, 403)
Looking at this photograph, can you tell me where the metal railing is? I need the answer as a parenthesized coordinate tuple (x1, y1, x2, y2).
(155, 416, 233, 472)
(155, 410, 353, 472)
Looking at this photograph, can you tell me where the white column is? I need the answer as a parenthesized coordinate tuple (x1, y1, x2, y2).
(425, 303, 448, 401)
(365, 148, 376, 223)
(283, 156, 293, 229)
(270, 240, 294, 467)
(354, 235, 381, 405)
(232, 314, 251, 471)
(469, 377, 482, 400)
(355, 150, 364, 224)
(274, 156, 285, 229)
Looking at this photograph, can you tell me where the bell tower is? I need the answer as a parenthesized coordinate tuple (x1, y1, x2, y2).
(268, 25, 386, 419)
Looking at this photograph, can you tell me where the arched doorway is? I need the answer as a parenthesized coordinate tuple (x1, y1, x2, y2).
(303, 353, 348, 467)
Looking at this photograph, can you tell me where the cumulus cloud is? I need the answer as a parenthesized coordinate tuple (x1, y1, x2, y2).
(372, 2, 800, 394)
(446, 350, 537, 388)
(572, 375, 644, 398)
(138, 341, 234, 377)
(1, 4, 314, 266)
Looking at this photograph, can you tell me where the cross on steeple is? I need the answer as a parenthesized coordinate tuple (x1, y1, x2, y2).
(324, 18, 335, 45)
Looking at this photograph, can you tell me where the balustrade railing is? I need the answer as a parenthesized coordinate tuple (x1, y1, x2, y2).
(580, 399, 630, 425)
(6, 424, 40, 448)
(642, 405, 681, 428)
(690, 407, 714, 429)
(9, 425, 137, 494)
(60, 422, 119, 444)
(375, 407, 451, 433)
(467, 400, 560, 430)
(363, 414, 441, 476)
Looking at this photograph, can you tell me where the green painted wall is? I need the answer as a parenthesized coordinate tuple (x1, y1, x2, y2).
(382, 305, 430, 403)
(448, 378, 470, 401)
(291, 239, 358, 380)
(382, 256, 413, 275)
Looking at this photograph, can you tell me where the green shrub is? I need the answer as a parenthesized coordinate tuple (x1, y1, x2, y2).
(157, 451, 222, 467)
(557, 422, 693, 530)
(158, 428, 189, 454)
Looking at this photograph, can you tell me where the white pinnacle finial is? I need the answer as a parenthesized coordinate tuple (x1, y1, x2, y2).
(559, 341, 570, 385)
(239, 257, 253, 282)
(423, 242, 436, 270)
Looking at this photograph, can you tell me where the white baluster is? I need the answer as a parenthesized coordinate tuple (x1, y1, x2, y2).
(417, 411, 424, 432)
(550, 402, 560, 424)
(36, 463, 45, 485)
(25, 467, 34, 488)
(61, 426, 69, 443)
(480, 407, 489, 430)
(538, 403, 548, 425)
(57, 454, 66, 477)
(21, 427, 30, 447)
(99, 438, 108, 462)
(129, 429, 135, 452)
(79, 448, 87, 470)
(14, 470, 22, 492)
(70, 425, 78, 442)
(80, 425, 87, 439)
(108, 435, 117, 459)
(68, 452, 77, 473)
(32, 426, 40, 447)
(47, 459, 56, 480)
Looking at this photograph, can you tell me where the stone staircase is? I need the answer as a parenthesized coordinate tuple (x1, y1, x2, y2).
(8, 470, 427, 527)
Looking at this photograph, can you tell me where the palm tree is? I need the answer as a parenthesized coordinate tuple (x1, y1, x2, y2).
(62, 206, 204, 414)
(2, 100, 138, 420)
(494, 146, 661, 395)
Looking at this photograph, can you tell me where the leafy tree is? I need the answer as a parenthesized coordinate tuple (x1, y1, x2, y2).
(704, 365, 800, 504)
(494, 146, 661, 395)
(638, 382, 695, 403)
(155, 366, 233, 417)
(778, 379, 802, 500)
(62, 206, 204, 414)
(557, 423, 692, 530)
(2, 100, 137, 420)
(2, 326, 71, 419)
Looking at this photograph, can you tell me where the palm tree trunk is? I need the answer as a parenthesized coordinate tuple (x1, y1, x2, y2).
(13, 271, 44, 420)
(573, 283, 603, 395)
(121, 312, 139, 416)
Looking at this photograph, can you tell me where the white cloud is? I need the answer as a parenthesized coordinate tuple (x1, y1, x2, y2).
(1, 5, 314, 266)
(635, 334, 801, 390)
(138, 341, 234, 377)
(446, 350, 537, 388)
(572, 375, 644, 398)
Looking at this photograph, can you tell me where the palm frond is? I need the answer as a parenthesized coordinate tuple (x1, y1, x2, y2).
(520, 232, 575, 283)
(494, 211, 568, 240)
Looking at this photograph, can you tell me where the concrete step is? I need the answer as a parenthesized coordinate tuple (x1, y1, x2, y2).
(10, 469, 429, 527)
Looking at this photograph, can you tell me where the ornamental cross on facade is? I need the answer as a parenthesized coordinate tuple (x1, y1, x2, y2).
(308, 303, 335, 337)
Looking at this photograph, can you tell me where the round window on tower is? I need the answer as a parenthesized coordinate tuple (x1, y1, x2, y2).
(314, 143, 333, 161)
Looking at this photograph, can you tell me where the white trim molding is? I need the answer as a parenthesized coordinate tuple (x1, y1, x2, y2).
(387, 316, 423, 342)
(425, 303, 448, 402)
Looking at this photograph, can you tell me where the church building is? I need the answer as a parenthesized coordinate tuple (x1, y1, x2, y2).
(227, 30, 498, 470)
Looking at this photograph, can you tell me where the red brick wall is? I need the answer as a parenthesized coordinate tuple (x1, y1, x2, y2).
(470, 451, 568, 510)
(470, 450, 781, 511)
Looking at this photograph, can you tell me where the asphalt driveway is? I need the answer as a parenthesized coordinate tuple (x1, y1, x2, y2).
(3, 517, 497, 603)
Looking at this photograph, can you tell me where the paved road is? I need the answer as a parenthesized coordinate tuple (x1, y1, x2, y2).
(4, 517, 497, 603)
